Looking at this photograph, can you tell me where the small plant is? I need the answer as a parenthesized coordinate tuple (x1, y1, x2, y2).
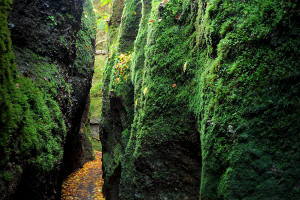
(47, 15, 57, 26)
(112, 53, 132, 87)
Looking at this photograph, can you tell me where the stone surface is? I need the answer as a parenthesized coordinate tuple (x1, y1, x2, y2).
(0, 0, 96, 199)
(95, 50, 107, 55)
(100, 0, 300, 199)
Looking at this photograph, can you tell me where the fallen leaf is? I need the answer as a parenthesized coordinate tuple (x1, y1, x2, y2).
(183, 62, 187, 72)
(143, 87, 148, 95)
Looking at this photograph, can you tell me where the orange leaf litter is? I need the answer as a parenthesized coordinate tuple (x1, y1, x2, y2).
(61, 151, 105, 200)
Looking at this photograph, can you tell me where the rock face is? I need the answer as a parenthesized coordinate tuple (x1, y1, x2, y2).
(101, 0, 300, 200)
(0, 0, 96, 199)
(90, 118, 101, 140)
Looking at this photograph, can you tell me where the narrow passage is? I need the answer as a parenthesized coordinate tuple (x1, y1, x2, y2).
(61, 151, 105, 200)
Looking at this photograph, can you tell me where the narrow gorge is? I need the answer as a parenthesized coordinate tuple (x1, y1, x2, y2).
(1, 0, 300, 200)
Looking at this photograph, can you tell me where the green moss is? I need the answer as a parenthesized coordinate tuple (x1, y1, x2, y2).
(118, 0, 142, 52)
(110, 0, 125, 26)
(73, 0, 96, 75)
(193, 0, 300, 199)
(1, 171, 14, 182)
(131, 0, 198, 151)
(14, 47, 71, 99)
(1, 65, 67, 172)
(103, 142, 122, 178)
(102, 0, 201, 198)
(101, 0, 300, 199)
(91, 139, 103, 152)
(81, 124, 95, 159)
(0, 0, 68, 192)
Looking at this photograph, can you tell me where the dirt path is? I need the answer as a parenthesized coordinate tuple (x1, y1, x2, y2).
(61, 151, 105, 200)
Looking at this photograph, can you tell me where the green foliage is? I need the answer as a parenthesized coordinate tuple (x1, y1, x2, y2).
(14, 47, 71, 99)
(91, 55, 105, 96)
(97, 16, 110, 33)
(100, 0, 112, 6)
(91, 138, 103, 152)
(82, 124, 95, 159)
(111, 53, 132, 88)
(90, 54, 105, 119)
(47, 15, 57, 26)
(94, 0, 111, 33)
(0, 171, 14, 182)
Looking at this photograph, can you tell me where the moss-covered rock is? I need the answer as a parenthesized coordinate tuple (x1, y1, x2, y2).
(102, 0, 202, 199)
(0, 0, 96, 199)
(102, 0, 300, 199)
(62, 0, 97, 175)
(194, 1, 300, 199)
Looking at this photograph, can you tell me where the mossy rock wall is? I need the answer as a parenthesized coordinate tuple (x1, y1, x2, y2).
(101, 0, 300, 199)
(194, 1, 300, 199)
(0, 0, 96, 199)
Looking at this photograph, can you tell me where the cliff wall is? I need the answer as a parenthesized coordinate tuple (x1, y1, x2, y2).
(101, 0, 300, 199)
(0, 0, 96, 199)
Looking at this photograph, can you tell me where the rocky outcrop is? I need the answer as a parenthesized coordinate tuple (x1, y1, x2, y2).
(0, 0, 96, 199)
(101, 0, 300, 199)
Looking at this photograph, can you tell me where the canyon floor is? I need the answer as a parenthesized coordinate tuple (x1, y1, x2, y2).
(61, 151, 105, 200)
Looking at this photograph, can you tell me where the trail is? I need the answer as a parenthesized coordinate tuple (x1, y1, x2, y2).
(61, 151, 105, 200)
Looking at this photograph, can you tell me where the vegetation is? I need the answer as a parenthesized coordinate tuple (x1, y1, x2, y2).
(89, 0, 112, 119)
(0, 0, 67, 194)
(194, 1, 300, 199)
(0, 0, 96, 198)
(101, 0, 300, 199)
(74, 0, 96, 76)
(1, 0, 300, 199)
(90, 55, 105, 119)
